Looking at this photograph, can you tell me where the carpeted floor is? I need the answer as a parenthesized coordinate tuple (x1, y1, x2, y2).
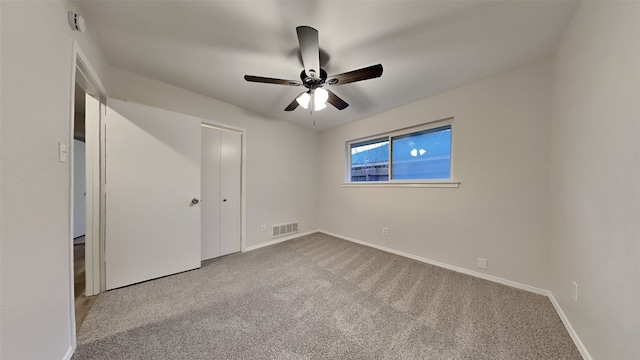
(73, 232, 582, 359)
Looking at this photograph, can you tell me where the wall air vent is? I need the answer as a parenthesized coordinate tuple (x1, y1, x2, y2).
(272, 222, 299, 238)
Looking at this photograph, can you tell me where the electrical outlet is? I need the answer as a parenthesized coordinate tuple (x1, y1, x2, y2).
(572, 281, 579, 303)
(261, 224, 267, 232)
(382, 227, 388, 236)
(477, 257, 488, 270)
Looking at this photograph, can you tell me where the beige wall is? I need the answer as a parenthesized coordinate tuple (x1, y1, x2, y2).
(107, 67, 320, 248)
(0, 1, 108, 359)
(318, 60, 552, 289)
(550, 2, 640, 359)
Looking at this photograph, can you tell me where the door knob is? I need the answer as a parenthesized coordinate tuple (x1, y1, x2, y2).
(191, 198, 200, 205)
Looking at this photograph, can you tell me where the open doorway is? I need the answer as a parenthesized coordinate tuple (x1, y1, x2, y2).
(72, 83, 96, 330)
(69, 43, 106, 339)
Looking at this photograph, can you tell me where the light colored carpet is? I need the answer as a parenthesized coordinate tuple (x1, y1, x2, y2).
(73, 232, 582, 359)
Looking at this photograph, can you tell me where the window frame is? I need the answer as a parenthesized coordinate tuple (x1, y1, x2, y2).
(344, 118, 460, 188)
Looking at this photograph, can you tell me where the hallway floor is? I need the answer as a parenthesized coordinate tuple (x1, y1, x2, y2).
(74, 240, 97, 331)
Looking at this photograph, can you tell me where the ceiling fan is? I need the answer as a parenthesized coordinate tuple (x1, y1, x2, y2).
(244, 26, 383, 113)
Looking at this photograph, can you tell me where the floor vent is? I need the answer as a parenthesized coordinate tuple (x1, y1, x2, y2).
(272, 222, 299, 238)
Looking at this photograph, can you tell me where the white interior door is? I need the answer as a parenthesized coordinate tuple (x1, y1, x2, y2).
(220, 129, 242, 256)
(201, 126, 222, 260)
(105, 99, 201, 290)
(201, 125, 241, 260)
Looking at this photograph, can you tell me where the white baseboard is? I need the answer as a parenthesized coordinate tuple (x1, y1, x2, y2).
(319, 230, 548, 296)
(63, 346, 75, 360)
(243, 230, 318, 252)
(547, 292, 593, 360)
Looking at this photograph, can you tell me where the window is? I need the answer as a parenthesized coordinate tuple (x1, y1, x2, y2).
(350, 138, 389, 182)
(391, 126, 451, 180)
(347, 122, 453, 183)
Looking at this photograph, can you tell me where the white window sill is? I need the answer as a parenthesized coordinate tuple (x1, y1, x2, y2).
(342, 180, 460, 188)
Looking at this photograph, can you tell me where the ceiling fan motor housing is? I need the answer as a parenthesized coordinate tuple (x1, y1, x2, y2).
(300, 69, 327, 89)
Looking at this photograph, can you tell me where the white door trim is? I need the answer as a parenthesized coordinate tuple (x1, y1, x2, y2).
(200, 120, 247, 253)
(68, 39, 107, 347)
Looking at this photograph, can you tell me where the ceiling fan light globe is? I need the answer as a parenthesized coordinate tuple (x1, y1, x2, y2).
(315, 88, 329, 104)
(296, 92, 311, 109)
(314, 102, 327, 111)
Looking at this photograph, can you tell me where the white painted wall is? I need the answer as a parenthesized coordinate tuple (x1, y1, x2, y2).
(318, 61, 552, 289)
(0, 1, 108, 359)
(107, 67, 319, 248)
(2, 2, 637, 359)
(73, 140, 86, 238)
(550, 2, 640, 359)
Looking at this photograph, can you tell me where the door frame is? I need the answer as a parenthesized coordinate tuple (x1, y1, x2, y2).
(68, 40, 106, 343)
(201, 119, 247, 252)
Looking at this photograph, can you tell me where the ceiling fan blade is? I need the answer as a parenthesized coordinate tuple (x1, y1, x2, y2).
(296, 26, 320, 78)
(244, 75, 301, 86)
(326, 89, 349, 110)
(284, 99, 299, 111)
(326, 64, 383, 86)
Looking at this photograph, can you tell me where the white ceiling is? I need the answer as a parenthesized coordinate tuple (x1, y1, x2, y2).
(75, 0, 580, 131)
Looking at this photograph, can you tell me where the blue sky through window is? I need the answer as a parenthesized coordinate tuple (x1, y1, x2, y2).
(392, 126, 451, 179)
(351, 140, 389, 166)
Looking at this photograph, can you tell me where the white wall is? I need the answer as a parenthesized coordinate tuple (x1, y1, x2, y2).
(318, 61, 552, 289)
(73, 140, 86, 238)
(550, 2, 640, 359)
(0, 1, 109, 359)
(3, 2, 637, 359)
(107, 67, 320, 248)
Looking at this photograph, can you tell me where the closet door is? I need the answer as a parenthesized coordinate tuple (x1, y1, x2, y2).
(201, 125, 241, 260)
(220, 129, 241, 256)
(201, 126, 222, 260)
(105, 99, 201, 289)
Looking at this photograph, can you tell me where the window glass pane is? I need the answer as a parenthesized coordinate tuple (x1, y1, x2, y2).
(350, 138, 389, 181)
(391, 125, 451, 179)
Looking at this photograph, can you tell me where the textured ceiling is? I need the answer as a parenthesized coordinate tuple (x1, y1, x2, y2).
(75, 1, 579, 131)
